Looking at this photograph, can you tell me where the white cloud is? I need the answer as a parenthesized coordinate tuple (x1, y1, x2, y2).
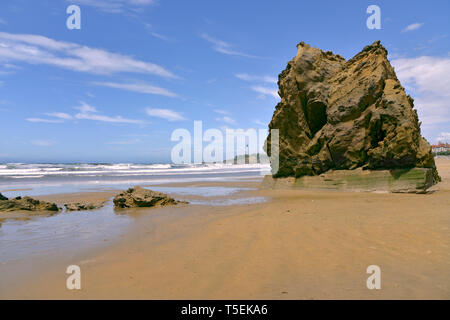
(4, 63, 20, 69)
(393, 56, 450, 98)
(74, 102, 98, 114)
(402, 23, 424, 33)
(26, 118, 64, 123)
(215, 116, 236, 125)
(67, 0, 156, 14)
(75, 102, 144, 124)
(0, 32, 177, 78)
(235, 73, 277, 84)
(148, 31, 171, 41)
(129, 0, 155, 4)
(213, 109, 229, 115)
(31, 140, 54, 147)
(253, 119, 267, 127)
(143, 23, 173, 42)
(27, 102, 143, 125)
(392, 56, 450, 142)
(213, 110, 237, 124)
(0, 63, 20, 75)
(251, 86, 280, 99)
(437, 132, 450, 143)
(75, 112, 143, 124)
(93, 81, 177, 97)
(392, 56, 450, 123)
(146, 108, 185, 121)
(44, 112, 73, 120)
(200, 33, 261, 59)
(235, 73, 280, 99)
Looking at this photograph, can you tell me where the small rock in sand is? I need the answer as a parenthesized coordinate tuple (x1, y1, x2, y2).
(64, 202, 105, 212)
(113, 186, 187, 209)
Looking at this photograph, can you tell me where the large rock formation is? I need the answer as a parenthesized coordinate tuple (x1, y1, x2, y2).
(0, 195, 59, 212)
(113, 186, 186, 209)
(267, 41, 439, 184)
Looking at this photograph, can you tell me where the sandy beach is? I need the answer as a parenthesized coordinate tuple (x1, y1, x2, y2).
(0, 158, 448, 299)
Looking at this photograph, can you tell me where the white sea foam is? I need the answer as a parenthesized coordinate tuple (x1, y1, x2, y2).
(10, 175, 45, 179)
(0, 163, 270, 177)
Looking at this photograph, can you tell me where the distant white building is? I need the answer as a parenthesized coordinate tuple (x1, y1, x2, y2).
(432, 143, 450, 153)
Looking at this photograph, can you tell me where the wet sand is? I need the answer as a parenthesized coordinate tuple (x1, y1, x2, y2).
(1, 159, 449, 299)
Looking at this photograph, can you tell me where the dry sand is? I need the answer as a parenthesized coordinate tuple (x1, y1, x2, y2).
(1, 159, 449, 299)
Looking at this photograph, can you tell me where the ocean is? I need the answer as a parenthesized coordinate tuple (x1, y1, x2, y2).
(0, 162, 270, 197)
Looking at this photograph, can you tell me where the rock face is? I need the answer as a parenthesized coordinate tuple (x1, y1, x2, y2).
(267, 41, 439, 183)
(262, 167, 435, 194)
(113, 186, 186, 209)
(0, 196, 59, 212)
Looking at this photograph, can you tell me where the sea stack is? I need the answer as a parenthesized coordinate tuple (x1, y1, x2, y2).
(265, 41, 439, 193)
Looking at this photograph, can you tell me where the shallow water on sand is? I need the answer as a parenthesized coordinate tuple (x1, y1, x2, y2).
(145, 186, 255, 197)
(189, 197, 267, 206)
(0, 202, 133, 264)
(0, 176, 261, 198)
(0, 172, 267, 265)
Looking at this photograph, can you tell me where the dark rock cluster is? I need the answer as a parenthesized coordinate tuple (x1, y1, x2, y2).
(0, 194, 59, 212)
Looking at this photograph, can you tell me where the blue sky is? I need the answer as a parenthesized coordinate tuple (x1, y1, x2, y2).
(0, 0, 449, 163)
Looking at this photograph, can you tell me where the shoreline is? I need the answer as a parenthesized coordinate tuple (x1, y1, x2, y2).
(0, 159, 449, 299)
